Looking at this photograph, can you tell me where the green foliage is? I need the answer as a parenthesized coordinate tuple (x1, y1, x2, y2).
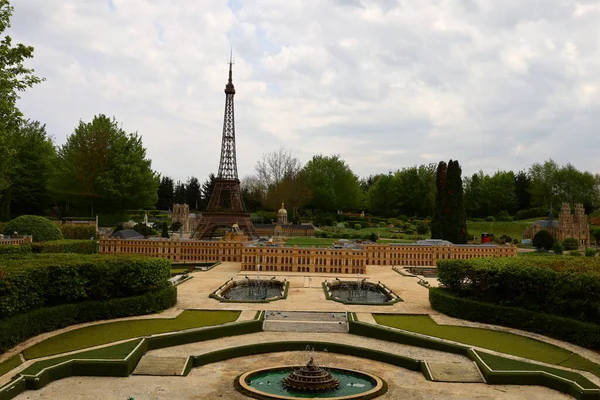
(570, 250, 582, 257)
(0, 285, 176, 353)
(563, 237, 580, 250)
(416, 221, 429, 235)
(52, 114, 159, 216)
(552, 241, 564, 255)
(0, 243, 30, 254)
(156, 176, 174, 210)
(430, 287, 600, 350)
(30, 239, 97, 254)
(170, 221, 182, 232)
(532, 229, 554, 250)
(0, 254, 171, 319)
(160, 222, 169, 238)
(303, 155, 363, 212)
(354, 223, 361, 230)
(436, 257, 600, 324)
(2, 215, 63, 241)
(515, 206, 552, 220)
(432, 160, 468, 243)
(24, 310, 238, 360)
(586, 248, 596, 257)
(58, 224, 96, 239)
(133, 223, 157, 237)
(369, 232, 378, 242)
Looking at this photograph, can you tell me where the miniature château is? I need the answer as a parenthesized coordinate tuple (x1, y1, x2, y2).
(97, 237, 516, 273)
(523, 203, 591, 246)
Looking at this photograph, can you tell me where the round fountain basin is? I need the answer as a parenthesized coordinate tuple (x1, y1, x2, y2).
(237, 366, 385, 399)
(326, 281, 397, 304)
(222, 280, 284, 301)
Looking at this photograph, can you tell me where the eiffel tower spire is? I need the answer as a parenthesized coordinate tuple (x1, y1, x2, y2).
(192, 53, 257, 240)
(217, 52, 238, 179)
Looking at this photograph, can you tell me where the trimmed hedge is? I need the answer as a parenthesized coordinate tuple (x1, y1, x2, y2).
(0, 254, 171, 319)
(30, 240, 97, 254)
(430, 287, 600, 349)
(436, 257, 600, 324)
(0, 245, 31, 255)
(2, 216, 63, 242)
(0, 285, 176, 353)
(58, 225, 96, 240)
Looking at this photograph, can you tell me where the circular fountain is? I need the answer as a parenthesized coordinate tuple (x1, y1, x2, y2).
(325, 278, 401, 304)
(212, 277, 287, 302)
(236, 355, 386, 399)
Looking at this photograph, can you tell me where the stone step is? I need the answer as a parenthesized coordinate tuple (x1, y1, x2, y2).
(132, 356, 189, 376)
(425, 361, 485, 383)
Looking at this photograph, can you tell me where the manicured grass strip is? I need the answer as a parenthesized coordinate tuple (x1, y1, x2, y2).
(20, 339, 141, 376)
(23, 310, 241, 360)
(477, 351, 598, 390)
(171, 268, 189, 274)
(374, 314, 599, 374)
(466, 220, 531, 241)
(0, 355, 22, 378)
(284, 237, 337, 247)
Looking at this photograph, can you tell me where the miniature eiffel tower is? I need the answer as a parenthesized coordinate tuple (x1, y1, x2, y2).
(192, 55, 257, 239)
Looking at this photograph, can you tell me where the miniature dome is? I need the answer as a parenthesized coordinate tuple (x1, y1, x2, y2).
(277, 202, 288, 224)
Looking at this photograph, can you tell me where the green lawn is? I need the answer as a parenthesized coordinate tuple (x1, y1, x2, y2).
(466, 221, 531, 241)
(285, 237, 338, 247)
(21, 339, 141, 376)
(23, 310, 240, 360)
(0, 354, 22, 378)
(477, 351, 598, 389)
(374, 314, 600, 377)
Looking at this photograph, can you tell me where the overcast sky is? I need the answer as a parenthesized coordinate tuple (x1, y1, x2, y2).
(8, 0, 600, 183)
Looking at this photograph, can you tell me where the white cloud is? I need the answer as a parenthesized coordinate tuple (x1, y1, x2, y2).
(8, 0, 600, 184)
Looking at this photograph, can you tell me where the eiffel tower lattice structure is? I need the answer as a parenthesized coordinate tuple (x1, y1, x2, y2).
(192, 56, 257, 240)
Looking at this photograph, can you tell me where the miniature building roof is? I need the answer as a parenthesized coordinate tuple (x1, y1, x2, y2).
(109, 229, 144, 239)
(532, 220, 559, 228)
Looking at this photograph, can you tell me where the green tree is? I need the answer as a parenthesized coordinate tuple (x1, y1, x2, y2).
(0, 0, 44, 211)
(53, 115, 158, 216)
(5, 120, 56, 217)
(160, 222, 169, 238)
(173, 180, 186, 204)
(432, 160, 467, 243)
(186, 176, 201, 210)
(514, 170, 531, 211)
(201, 173, 216, 209)
(533, 229, 554, 250)
(156, 176, 174, 210)
(367, 173, 397, 217)
(431, 161, 447, 239)
(303, 155, 363, 212)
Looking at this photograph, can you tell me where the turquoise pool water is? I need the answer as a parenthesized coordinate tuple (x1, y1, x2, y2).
(245, 368, 376, 398)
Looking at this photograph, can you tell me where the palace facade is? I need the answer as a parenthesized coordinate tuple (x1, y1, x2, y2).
(98, 237, 516, 274)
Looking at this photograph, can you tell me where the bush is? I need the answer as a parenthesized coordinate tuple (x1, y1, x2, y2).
(354, 224, 361, 230)
(569, 250, 582, 257)
(436, 257, 600, 324)
(515, 207, 554, 221)
(59, 225, 96, 240)
(562, 237, 579, 250)
(3, 215, 63, 242)
(532, 229, 554, 250)
(429, 287, 600, 349)
(0, 285, 176, 353)
(369, 232, 378, 242)
(585, 248, 596, 257)
(552, 242, 564, 255)
(133, 223, 157, 237)
(485, 216, 495, 222)
(0, 244, 32, 255)
(416, 222, 429, 235)
(496, 211, 513, 222)
(30, 240, 97, 254)
(0, 254, 171, 319)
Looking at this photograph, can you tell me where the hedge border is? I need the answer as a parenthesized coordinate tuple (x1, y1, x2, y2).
(321, 281, 403, 306)
(348, 319, 600, 399)
(0, 285, 177, 353)
(0, 318, 262, 400)
(429, 287, 600, 349)
(209, 280, 290, 303)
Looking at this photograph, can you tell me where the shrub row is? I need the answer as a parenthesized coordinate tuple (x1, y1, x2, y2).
(2, 216, 63, 242)
(0, 254, 171, 319)
(58, 225, 97, 240)
(30, 240, 97, 254)
(429, 287, 600, 349)
(0, 245, 31, 255)
(436, 257, 600, 324)
(0, 285, 176, 354)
